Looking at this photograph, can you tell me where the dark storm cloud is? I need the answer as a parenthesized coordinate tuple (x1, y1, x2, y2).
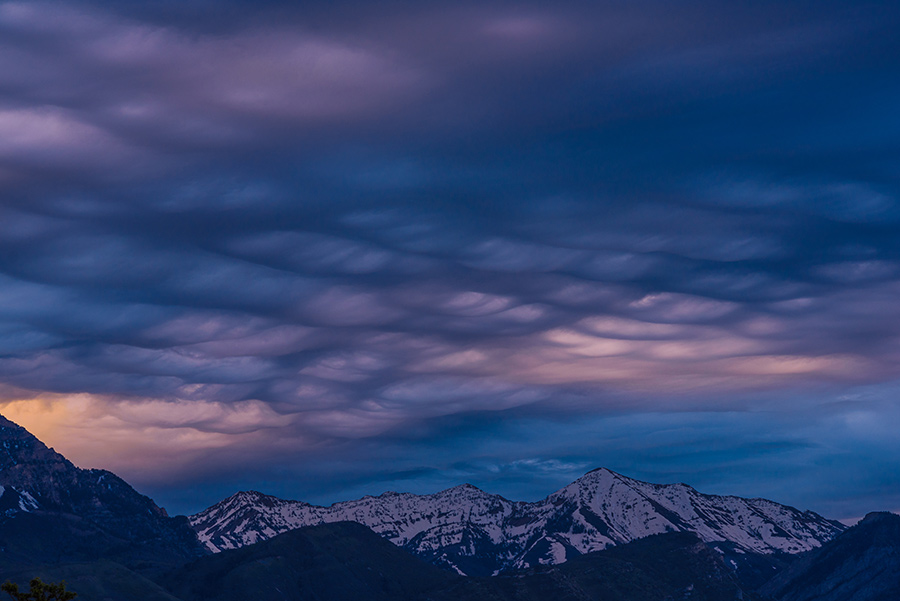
(0, 0, 899, 517)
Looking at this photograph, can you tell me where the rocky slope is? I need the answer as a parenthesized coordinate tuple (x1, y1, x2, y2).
(761, 511, 900, 601)
(190, 467, 844, 575)
(0, 414, 205, 575)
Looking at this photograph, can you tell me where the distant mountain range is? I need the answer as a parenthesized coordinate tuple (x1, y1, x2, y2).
(172, 512, 900, 601)
(190, 467, 845, 576)
(1, 412, 897, 601)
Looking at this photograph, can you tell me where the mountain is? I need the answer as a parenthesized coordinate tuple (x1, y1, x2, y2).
(473, 530, 761, 601)
(0, 414, 206, 578)
(190, 467, 844, 576)
(167, 521, 759, 601)
(761, 511, 900, 601)
(167, 521, 457, 601)
(190, 483, 518, 576)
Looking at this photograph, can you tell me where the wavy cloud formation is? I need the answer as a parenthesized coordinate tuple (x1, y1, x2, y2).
(0, 0, 899, 517)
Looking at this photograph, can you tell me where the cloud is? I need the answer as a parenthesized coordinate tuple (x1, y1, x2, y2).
(0, 107, 144, 174)
(0, 0, 898, 518)
(0, 0, 429, 176)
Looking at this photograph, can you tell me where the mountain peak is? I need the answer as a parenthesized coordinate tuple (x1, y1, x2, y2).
(191, 467, 845, 575)
(0, 413, 70, 473)
(232, 490, 278, 501)
(215, 490, 308, 512)
(578, 468, 694, 489)
(0, 414, 21, 429)
(859, 511, 900, 526)
(585, 466, 617, 475)
(0, 414, 207, 569)
(444, 482, 486, 494)
(577, 466, 625, 484)
(0, 414, 178, 522)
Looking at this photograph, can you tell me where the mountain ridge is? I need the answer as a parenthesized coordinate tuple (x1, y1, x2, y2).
(190, 466, 845, 576)
(1, 413, 895, 601)
(760, 510, 900, 601)
(0, 414, 206, 577)
(168, 521, 760, 601)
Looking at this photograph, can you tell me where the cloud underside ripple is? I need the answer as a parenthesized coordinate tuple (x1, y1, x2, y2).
(0, 0, 899, 517)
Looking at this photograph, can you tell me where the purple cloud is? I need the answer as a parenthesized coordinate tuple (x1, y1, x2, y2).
(0, 0, 898, 519)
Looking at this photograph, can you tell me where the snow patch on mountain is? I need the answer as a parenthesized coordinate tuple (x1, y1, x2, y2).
(190, 467, 845, 575)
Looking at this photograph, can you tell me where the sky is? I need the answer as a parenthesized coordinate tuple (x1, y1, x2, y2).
(0, 0, 899, 520)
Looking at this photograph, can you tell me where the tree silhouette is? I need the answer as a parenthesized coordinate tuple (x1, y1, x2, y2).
(1, 578, 77, 601)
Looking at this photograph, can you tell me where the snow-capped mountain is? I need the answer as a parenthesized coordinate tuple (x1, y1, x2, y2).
(190, 467, 845, 576)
